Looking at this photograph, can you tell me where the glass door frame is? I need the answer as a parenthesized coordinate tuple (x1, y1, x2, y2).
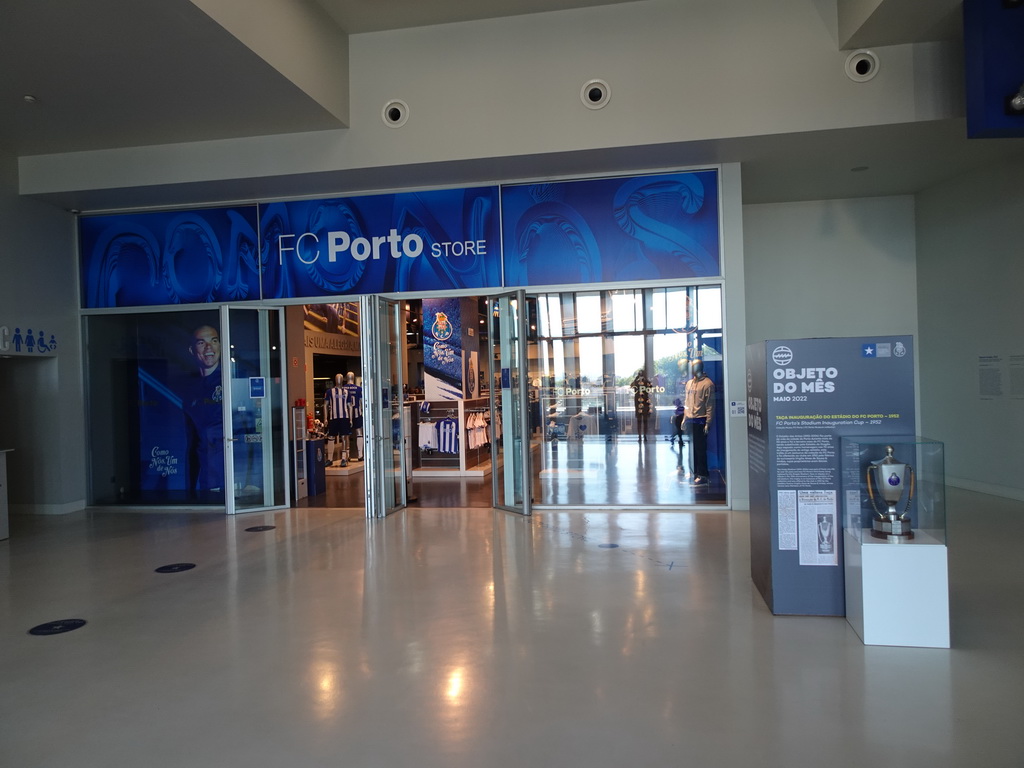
(220, 305, 291, 516)
(360, 295, 408, 519)
(487, 289, 532, 516)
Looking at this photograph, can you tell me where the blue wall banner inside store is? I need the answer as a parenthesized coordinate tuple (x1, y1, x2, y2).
(423, 297, 464, 400)
(259, 186, 502, 299)
(501, 170, 721, 287)
(747, 336, 916, 616)
(79, 206, 261, 308)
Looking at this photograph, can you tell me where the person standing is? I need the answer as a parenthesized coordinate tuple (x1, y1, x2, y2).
(682, 359, 714, 485)
(670, 397, 685, 449)
(632, 370, 652, 442)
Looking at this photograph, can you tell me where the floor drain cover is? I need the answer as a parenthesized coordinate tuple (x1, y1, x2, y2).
(29, 619, 87, 636)
(155, 563, 196, 573)
(245, 525, 276, 532)
(598, 543, 620, 548)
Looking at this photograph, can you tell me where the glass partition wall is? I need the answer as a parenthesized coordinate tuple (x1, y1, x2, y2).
(529, 285, 725, 506)
(85, 309, 287, 511)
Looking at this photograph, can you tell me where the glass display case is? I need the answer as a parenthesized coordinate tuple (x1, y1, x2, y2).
(841, 436, 946, 545)
(842, 435, 950, 647)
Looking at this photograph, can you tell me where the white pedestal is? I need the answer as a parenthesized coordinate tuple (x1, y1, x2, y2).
(326, 461, 365, 476)
(844, 528, 949, 648)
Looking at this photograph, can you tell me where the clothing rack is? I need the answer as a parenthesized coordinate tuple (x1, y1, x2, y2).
(412, 397, 494, 476)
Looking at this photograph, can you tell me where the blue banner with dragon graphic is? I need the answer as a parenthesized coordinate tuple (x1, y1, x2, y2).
(500, 170, 720, 287)
(80, 206, 260, 308)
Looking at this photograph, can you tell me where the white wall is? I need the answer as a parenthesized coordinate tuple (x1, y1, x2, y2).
(721, 164, 749, 509)
(0, 153, 86, 514)
(742, 196, 918, 342)
(20, 0, 962, 200)
(916, 158, 1024, 500)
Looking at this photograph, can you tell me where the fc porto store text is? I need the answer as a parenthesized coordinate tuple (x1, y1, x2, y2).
(79, 168, 738, 516)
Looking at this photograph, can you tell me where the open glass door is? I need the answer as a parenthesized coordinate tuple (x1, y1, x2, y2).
(220, 306, 288, 515)
(360, 295, 407, 519)
(488, 290, 532, 515)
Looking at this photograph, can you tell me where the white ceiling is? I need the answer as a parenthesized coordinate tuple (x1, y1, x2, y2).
(0, 0, 344, 156)
(4, 0, 1024, 207)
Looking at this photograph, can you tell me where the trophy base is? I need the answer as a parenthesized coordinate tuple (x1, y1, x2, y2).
(871, 516, 914, 542)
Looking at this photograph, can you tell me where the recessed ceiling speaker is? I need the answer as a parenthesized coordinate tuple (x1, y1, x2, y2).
(382, 99, 409, 128)
(581, 79, 611, 110)
(845, 50, 879, 82)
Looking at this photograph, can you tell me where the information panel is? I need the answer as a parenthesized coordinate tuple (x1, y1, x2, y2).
(747, 336, 915, 616)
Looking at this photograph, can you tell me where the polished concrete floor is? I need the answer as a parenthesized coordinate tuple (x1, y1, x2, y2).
(303, 437, 726, 509)
(1, 488, 1022, 767)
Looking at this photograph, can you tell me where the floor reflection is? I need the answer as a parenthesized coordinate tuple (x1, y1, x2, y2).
(1, 491, 1020, 767)
(302, 437, 727, 509)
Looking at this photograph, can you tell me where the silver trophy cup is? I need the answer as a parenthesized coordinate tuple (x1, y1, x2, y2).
(866, 445, 915, 541)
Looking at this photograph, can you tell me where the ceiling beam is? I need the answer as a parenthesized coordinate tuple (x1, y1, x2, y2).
(838, 0, 962, 49)
(190, 0, 350, 126)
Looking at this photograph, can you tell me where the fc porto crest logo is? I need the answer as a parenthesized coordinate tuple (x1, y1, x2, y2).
(432, 311, 453, 341)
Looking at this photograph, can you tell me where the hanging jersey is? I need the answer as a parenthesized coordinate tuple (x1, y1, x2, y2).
(436, 418, 459, 454)
(419, 421, 437, 451)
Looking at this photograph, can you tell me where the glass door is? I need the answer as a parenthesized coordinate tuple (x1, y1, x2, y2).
(360, 295, 407, 518)
(488, 290, 532, 515)
(220, 306, 288, 515)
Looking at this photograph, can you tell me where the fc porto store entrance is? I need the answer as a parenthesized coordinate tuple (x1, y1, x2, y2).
(79, 169, 732, 516)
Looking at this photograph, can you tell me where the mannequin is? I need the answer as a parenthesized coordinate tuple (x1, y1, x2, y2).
(632, 369, 652, 442)
(342, 371, 364, 462)
(682, 358, 715, 485)
(325, 373, 352, 466)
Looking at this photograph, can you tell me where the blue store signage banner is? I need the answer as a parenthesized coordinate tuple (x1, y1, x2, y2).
(501, 170, 721, 287)
(259, 186, 502, 299)
(79, 171, 723, 308)
(80, 206, 261, 308)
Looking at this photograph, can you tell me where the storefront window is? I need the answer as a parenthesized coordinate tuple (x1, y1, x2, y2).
(530, 286, 726, 506)
(87, 310, 226, 505)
